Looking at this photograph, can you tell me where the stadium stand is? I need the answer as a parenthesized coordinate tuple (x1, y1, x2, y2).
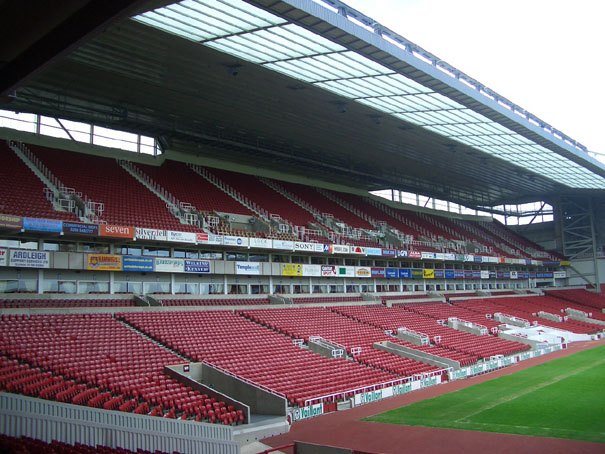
(545, 288, 605, 310)
(118, 310, 400, 406)
(0, 143, 79, 221)
(0, 299, 135, 309)
(0, 314, 238, 424)
(28, 145, 200, 232)
(0, 434, 174, 454)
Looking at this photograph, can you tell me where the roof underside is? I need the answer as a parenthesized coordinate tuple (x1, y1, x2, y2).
(2, 0, 604, 208)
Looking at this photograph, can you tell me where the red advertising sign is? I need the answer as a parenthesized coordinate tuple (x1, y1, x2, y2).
(99, 224, 134, 239)
(0, 214, 22, 229)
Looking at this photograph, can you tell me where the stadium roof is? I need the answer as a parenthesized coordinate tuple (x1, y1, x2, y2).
(2, 0, 604, 209)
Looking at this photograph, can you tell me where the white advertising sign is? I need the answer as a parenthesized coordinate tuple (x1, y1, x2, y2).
(249, 238, 272, 249)
(9, 250, 50, 268)
(135, 228, 167, 241)
(155, 258, 185, 273)
(235, 261, 261, 275)
(167, 231, 196, 244)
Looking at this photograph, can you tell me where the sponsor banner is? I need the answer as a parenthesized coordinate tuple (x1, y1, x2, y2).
(322, 244, 333, 254)
(531, 260, 539, 266)
(0, 248, 7, 266)
(464, 254, 474, 262)
(321, 265, 337, 277)
(411, 269, 423, 279)
(423, 269, 435, 279)
(409, 250, 422, 259)
(292, 403, 323, 422)
(23, 217, 62, 233)
(501, 258, 508, 264)
(355, 267, 372, 278)
(560, 260, 570, 266)
(282, 263, 303, 277)
(510, 271, 518, 280)
(519, 271, 529, 279)
(86, 254, 121, 271)
(385, 268, 399, 278)
(399, 268, 412, 279)
(0, 214, 22, 229)
(122, 255, 154, 272)
(366, 247, 382, 256)
(474, 256, 483, 263)
(350, 246, 366, 255)
(184, 259, 210, 273)
(444, 253, 456, 261)
(396, 249, 408, 258)
(553, 271, 566, 279)
(464, 270, 472, 279)
(454, 270, 465, 279)
(434, 269, 444, 278)
(100, 224, 134, 239)
(339, 266, 355, 277)
(487, 256, 499, 263)
(472, 271, 481, 279)
(167, 231, 196, 244)
(371, 267, 385, 278)
(135, 228, 167, 241)
(314, 243, 326, 253)
(249, 237, 272, 249)
(445, 269, 455, 279)
(196, 233, 224, 245)
(381, 248, 396, 257)
(155, 258, 185, 273)
(480, 270, 490, 279)
(456, 254, 465, 262)
(224, 236, 248, 247)
(529, 272, 536, 279)
(273, 240, 294, 250)
(332, 244, 350, 254)
(525, 260, 532, 266)
(542, 261, 561, 267)
(489, 271, 497, 279)
(9, 250, 50, 268)
(235, 261, 261, 275)
(536, 272, 554, 279)
(421, 252, 435, 260)
(63, 222, 99, 236)
(294, 241, 316, 252)
(435, 253, 445, 261)
(355, 376, 441, 406)
(302, 264, 322, 277)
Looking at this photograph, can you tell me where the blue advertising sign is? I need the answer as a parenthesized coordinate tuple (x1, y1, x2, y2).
(474, 256, 483, 263)
(445, 269, 455, 279)
(63, 221, 99, 236)
(434, 270, 444, 278)
(454, 270, 465, 279)
(184, 259, 210, 273)
(122, 255, 154, 272)
(399, 268, 412, 279)
(464, 270, 473, 279)
(381, 249, 396, 257)
(23, 217, 63, 233)
(385, 268, 399, 278)
(472, 271, 481, 279)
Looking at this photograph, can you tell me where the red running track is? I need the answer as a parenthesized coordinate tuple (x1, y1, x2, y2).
(263, 339, 605, 454)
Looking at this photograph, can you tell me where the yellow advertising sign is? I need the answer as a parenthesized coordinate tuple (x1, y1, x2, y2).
(87, 254, 122, 271)
(282, 263, 303, 276)
(423, 269, 435, 279)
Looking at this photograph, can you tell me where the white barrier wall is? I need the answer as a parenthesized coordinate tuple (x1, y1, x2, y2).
(0, 393, 238, 454)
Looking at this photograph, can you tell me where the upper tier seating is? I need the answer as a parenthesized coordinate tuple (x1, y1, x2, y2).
(134, 161, 255, 216)
(0, 314, 236, 424)
(289, 296, 364, 304)
(276, 181, 374, 230)
(0, 143, 79, 221)
(29, 145, 199, 232)
(208, 169, 318, 229)
(118, 310, 398, 406)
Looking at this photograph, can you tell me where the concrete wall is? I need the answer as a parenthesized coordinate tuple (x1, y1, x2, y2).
(374, 341, 458, 369)
(201, 364, 286, 416)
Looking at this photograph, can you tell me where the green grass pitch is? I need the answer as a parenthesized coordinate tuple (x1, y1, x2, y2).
(365, 344, 605, 443)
